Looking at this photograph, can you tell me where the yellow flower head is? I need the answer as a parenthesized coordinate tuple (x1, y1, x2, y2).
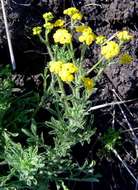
(59, 71, 74, 83)
(49, 61, 63, 74)
(101, 41, 120, 60)
(116, 31, 133, 42)
(96, 35, 106, 45)
(79, 31, 95, 46)
(32, 26, 42, 35)
(119, 53, 133, 64)
(54, 19, 65, 27)
(43, 22, 54, 30)
(62, 63, 78, 73)
(58, 63, 78, 83)
(82, 77, 94, 91)
(53, 29, 72, 44)
(63, 7, 79, 16)
(72, 13, 82, 21)
(49, 61, 77, 83)
(76, 25, 92, 33)
(76, 25, 95, 45)
(43, 12, 54, 21)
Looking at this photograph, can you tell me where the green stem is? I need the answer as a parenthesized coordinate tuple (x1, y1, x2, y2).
(57, 76, 69, 109)
(94, 67, 104, 81)
(68, 19, 76, 63)
(39, 34, 54, 60)
(69, 42, 75, 63)
(46, 40, 54, 60)
(80, 44, 87, 64)
(57, 76, 66, 97)
(79, 44, 87, 78)
(68, 83, 75, 97)
(50, 75, 62, 119)
(87, 57, 104, 75)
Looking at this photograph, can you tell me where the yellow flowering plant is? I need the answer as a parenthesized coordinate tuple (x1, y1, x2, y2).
(119, 53, 133, 64)
(31, 7, 134, 190)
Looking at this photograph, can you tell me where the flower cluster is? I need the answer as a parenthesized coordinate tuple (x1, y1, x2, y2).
(43, 22, 53, 30)
(32, 26, 42, 35)
(117, 31, 133, 42)
(53, 29, 72, 44)
(54, 19, 65, 27)
(96, 35, 106, 45)
(82, 77, 94, 91)
(43, 12, 54, 21)
(33, 12, 65, 35)
(42, 12, 54, 32)
(101, 41, 120, 60)
(75, 25, 91, 33)
(63, 7, 82, 21)
(76, 26, 96, 46)
(119, 53, 133, 64)
(49, 61, 63, 74)
(72, 13, 82, 21)
(32, 7, 134, 85)
(49, 61, 78, 82)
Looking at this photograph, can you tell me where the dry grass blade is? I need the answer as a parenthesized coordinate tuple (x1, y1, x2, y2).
(0, 0, 16, 70)
(112, 149, 138, 183)
(83, 3, 102, 8)
(11, 0, 31, 7)
(88, 98, 138, 112)
(112, 90, 138, 159)
(112, 89, 134, 118)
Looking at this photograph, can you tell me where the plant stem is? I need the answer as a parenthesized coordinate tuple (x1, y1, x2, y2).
(87, 57, 104, 75)
(50, 75, 62, 119)
(46, 40, 54, 60)
(69, 42, 75, 63)
(57, 77, 66, 96)
(80, 44, 87, 64)
(94, 68, 104, 81)
(39, 34, 54, 60)
(57, 76, 69, 109)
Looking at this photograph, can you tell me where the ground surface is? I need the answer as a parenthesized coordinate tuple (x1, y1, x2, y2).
(0, 0, 138, 189)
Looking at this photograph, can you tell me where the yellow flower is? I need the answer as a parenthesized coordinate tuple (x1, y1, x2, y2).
(32, 26, 42, 35)
(101, 41, 120, 60)
(58, 63, 78, 83)
(49, 61, 77, 83)
(76, 25, 95, 45)
(79, 31, 95, 46)
(49, 61, 63, 74)
(63, 7, 79, 16)
(116, 31, 133, 42)
(53, 29, 72, 44)
(76, 25, 92, 33)
(62, 63, 78, 73)
(82, 77, 94, 91)
(59, 70, 74, 82)
(96, 35, 106, 45)
(72, 13, 82, 21)
(119, 53, 133, 64)
(54, 19, 65, 27)
(43, 22, 54, 30)
(43, 12, 54, 21)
